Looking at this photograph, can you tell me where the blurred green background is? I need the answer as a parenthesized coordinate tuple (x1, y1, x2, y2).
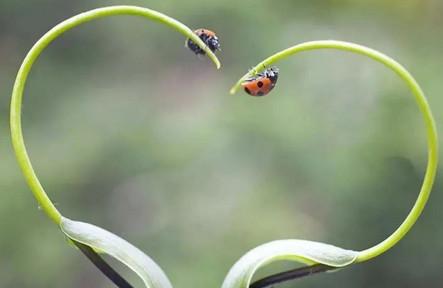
(1, 0, 442, 287)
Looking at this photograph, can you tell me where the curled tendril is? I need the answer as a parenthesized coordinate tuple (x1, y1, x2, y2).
(11, 5, 220, 226)
(10, 5, 220, 287)
(226, 40, 438, 288)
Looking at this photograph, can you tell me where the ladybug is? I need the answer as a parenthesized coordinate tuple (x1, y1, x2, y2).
(186, 28, 220, 55)
(241, 67, 279, 96)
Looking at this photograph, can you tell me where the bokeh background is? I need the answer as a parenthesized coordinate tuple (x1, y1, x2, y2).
(1, 0, 442, 287)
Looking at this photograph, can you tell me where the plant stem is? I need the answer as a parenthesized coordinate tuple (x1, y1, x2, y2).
(10, 5, 221, 225)
(250, 264, 331, 288)
(230, 40, 438, 263)
(74, 240, 134, 288)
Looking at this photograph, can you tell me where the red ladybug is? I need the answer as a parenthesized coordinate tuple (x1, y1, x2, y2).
(241, 67, 279, 96)
(186, 28, 221, 55)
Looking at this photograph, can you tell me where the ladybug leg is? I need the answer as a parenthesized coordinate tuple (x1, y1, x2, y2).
(253, 64, 268, 76)
(248, 67, 258, 77)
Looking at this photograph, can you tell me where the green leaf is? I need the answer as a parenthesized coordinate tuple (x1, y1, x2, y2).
(60, 217, 172, 288)
(222, 240, 358, 288)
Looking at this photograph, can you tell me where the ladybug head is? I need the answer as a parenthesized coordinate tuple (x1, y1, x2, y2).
(264, 67, 279, 83)
(199, 33, 220, 53)
(207, 35, 221, 52)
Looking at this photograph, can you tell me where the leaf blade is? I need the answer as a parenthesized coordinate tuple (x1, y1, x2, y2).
(222, 240, 358, 288)
(61, 217, 172, 288)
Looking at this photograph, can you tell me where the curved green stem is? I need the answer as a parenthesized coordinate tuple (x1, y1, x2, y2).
(10, 5, 221, 226)
(230, 40, 438, 263)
